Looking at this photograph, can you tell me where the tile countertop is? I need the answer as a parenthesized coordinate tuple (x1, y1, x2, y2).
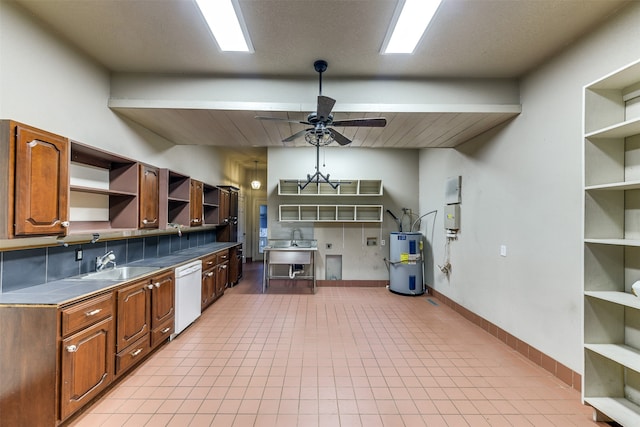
(0, 242, 240, 306)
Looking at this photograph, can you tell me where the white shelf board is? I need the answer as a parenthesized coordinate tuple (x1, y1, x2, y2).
(587, 59, 640, 90)
(585, 117, 640, 139)
(584, 397, 640, 426)
(586, 180, 640, 191)
(585, 238, 640, 247)
(585, 343, 640, 373)
(585, 291, 640, 310)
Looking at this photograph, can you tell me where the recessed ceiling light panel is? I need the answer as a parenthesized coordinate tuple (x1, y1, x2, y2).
(195, 0, 254, 52)
(381, 0, 442, 54)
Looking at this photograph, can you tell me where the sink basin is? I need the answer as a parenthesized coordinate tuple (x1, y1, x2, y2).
(75, 266, 158, 280)
(267, 239, 317, 249)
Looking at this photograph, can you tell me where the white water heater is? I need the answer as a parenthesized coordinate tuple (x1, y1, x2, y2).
(389, 232, 424, 295)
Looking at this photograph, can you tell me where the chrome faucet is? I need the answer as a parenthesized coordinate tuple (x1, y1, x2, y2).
(96, 251, 116, 271)
(291, 228, 302, 246)
(168, 222, 183, 237)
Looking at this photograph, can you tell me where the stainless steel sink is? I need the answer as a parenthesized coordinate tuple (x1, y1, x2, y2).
(267, 239, 317, 249)
(75, 266, 158, 280)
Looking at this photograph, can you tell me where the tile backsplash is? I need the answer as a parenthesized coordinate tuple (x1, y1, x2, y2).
(0, 230, 216, 293)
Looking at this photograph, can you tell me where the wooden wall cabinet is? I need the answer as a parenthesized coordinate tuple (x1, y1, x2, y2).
(217, 186, 239, 242)
(138, 164, 159, 229)
(190, 179, 203, 226)
(0, 120, 70, 238)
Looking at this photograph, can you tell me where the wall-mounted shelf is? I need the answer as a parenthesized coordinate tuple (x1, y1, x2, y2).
(583, 58, 640, 425)
(69, 142, 138, 233)
(279, 204, 383, 222)
(278, 179, 383, 196)
(159, 169, 190, 228)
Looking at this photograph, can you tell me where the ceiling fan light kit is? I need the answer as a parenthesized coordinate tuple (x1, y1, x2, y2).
(256, 60, 387, 189)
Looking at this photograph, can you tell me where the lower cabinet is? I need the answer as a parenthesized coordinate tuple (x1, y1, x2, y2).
(115, 270, 175, 377)
(201, 255, 217, 310)
(150, 271, 175, 348)
(201, 249, 231, 310)
(59, 292, 115, 421)
(0, 250, 236, 427)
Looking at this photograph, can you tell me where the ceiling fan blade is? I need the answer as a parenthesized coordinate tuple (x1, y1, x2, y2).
(317, 96, 336, 122)
(282, 128, 312, 143)
(331, 117, 387, 127)
(330, 129, 352, 146)
(255, 116, 311, 125)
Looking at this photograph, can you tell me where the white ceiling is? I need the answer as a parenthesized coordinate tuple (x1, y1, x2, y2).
(11, 0, 631, 164)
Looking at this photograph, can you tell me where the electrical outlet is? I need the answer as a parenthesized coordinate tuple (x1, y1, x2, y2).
(75, 248, 83, 261)
(500, 245, 507, 257)
(381, 239, 385, 246)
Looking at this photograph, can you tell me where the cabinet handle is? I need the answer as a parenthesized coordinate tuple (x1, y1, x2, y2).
(206, 272, 214, 277)
(192, 218, 200, 223)
(142, 219, 148, 224)
(146, 284, 154, 290)
(61, 221, 70, 228)
(66, 345, 78, 353)
(154, 282, 161, 288)
(161, 327, 171, 334)
(221, 265, 227, 270)
(85, 309, 102, 317)
(130, 348, 143, 357)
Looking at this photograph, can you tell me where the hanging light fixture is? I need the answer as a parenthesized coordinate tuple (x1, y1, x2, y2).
(250, 160, 261, 190)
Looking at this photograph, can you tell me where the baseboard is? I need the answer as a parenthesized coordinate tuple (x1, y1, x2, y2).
(427, 286, 581, 392)
(317, 280, 388, 287)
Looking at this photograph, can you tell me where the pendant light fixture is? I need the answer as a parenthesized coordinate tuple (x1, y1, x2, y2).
(250, 160, 261, 190)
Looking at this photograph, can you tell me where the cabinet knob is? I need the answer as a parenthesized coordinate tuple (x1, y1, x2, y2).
(130, 348, 143, 357)
(146, 284, 154, 290)
(85, 309, 102, 317)
(154, 282, 161, 288)
(142, 219, 148, 224)
(61, 221, 70, 228)
(66, 345, 78, 353)
(206, 272, 214, 277)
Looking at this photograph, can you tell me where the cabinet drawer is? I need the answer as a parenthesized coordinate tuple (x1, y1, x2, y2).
(61, 293, 113, 337)
(216, 250, 229, 262)
(115, 334, 150, 376)
(151, 317, 174, 349)
(201, 253, 217, 269)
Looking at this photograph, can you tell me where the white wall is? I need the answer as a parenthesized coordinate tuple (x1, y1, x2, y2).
(0, 1, 237, 186)
(420, 2, 640, 373)
(268, 146, 419, 280)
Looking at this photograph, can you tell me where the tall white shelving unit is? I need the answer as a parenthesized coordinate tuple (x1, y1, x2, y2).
(584, 58, 640, 425)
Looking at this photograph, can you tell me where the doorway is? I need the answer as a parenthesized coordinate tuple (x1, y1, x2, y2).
(253, 199, 267, 261)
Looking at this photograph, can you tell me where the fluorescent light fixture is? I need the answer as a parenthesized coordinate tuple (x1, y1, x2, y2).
(381, 0, 442, 54)
(195, 0, 253, 52)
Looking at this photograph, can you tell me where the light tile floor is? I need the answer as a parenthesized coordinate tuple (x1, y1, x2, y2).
(68, 262, 605, 427)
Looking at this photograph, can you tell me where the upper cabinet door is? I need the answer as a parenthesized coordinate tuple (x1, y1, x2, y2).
(190, 179, 203, 226)
(14, 123, 69, 236)
(139, 164, 159, 229)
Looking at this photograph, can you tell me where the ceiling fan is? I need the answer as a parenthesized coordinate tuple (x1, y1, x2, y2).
(255, 60, 387, 190)
(255, 59, 387, 147)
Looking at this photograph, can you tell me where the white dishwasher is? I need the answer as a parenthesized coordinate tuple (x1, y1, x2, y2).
(172, 260, 202, 339)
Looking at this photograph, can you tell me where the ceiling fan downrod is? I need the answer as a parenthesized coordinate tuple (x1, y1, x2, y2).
(314, 59, 328, 96)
